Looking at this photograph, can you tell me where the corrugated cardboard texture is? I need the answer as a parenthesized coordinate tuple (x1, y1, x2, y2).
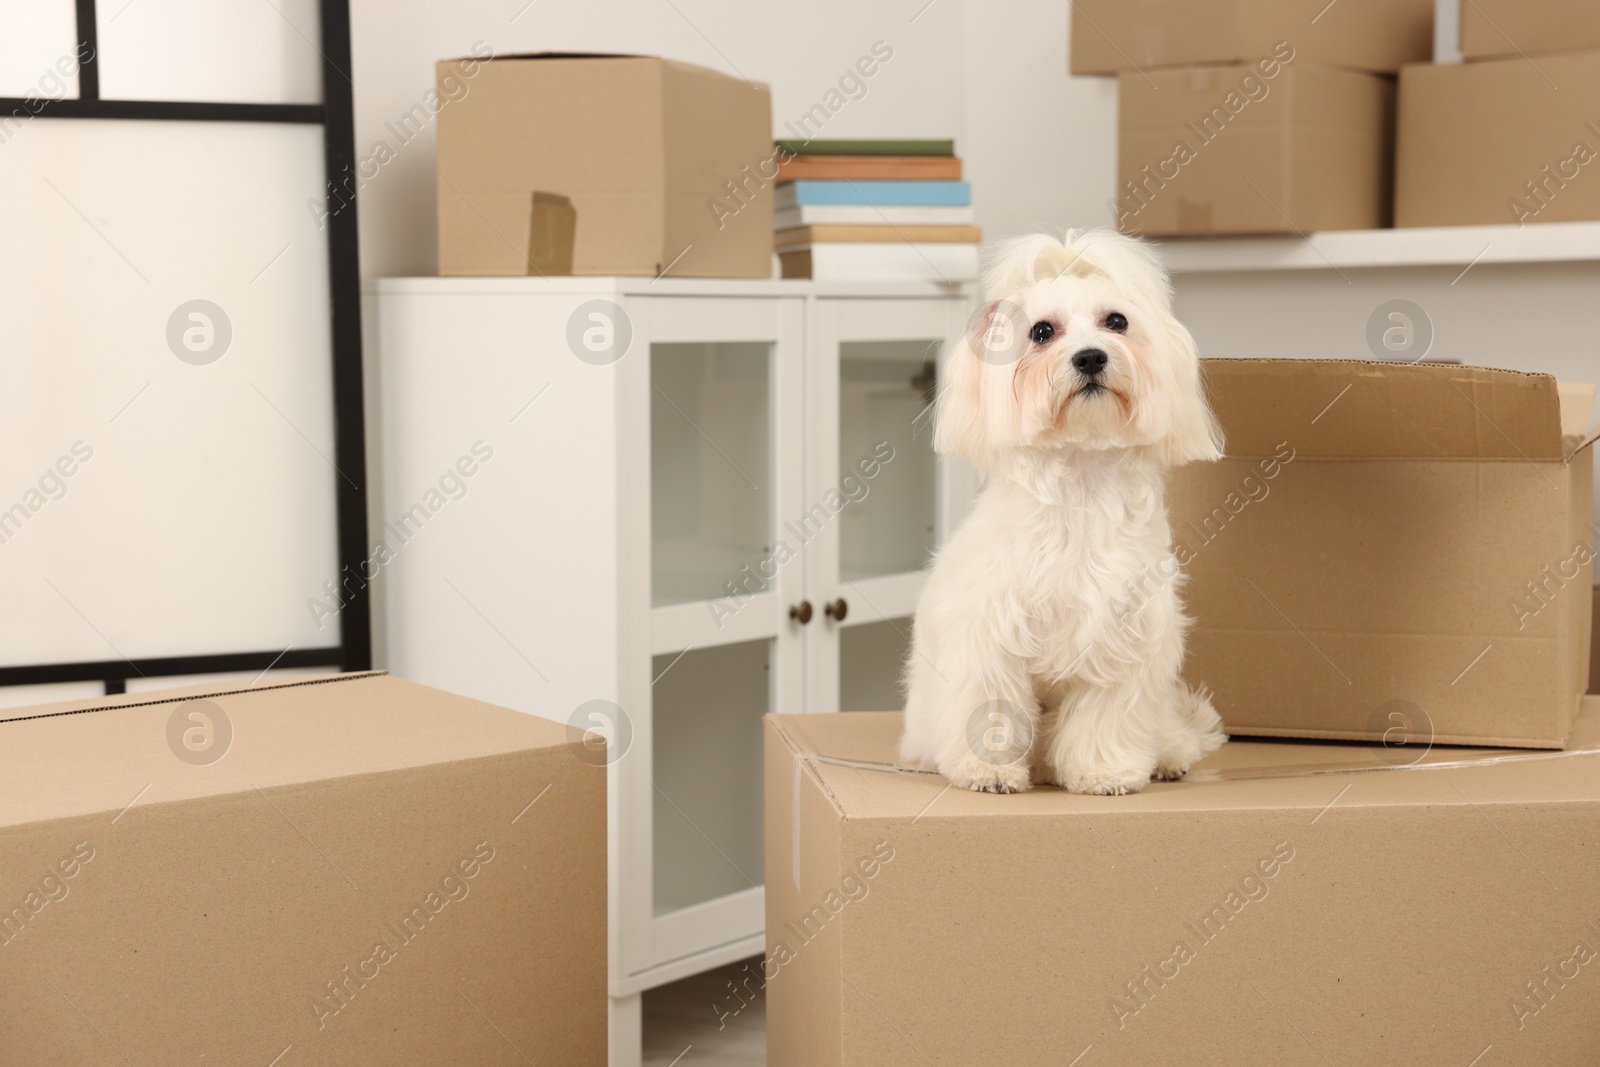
(1397, 53, 1600, 228)
(1461, 0, 1600, 59)
(437, 54, 772, 277)
(1171, 360, 1596, 748)
(0, 673, 605, 1065)
(1071, 0, 1433, 74)
(766, 708, 1600, 1065)
(1118, 64, 1393, 237)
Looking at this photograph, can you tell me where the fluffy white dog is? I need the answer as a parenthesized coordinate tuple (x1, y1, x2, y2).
(900, 230, 1227, 795)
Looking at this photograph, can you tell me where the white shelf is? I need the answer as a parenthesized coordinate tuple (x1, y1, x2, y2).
(1155, 221, 1600, 274)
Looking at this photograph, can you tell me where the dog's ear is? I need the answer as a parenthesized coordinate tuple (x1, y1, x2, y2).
(934, 300, 1027, 469)
(932, 302, 993, 465)
(1152, 313, 1225, 466)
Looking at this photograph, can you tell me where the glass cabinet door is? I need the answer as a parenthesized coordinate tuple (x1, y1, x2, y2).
(651, 342, 773, 607)
(651, 639, 771, 913)
(839, 615, 914, 712)
(838, 341, 940, 581)
(806, 297, 973, 715)
(619, 295, 804, 979)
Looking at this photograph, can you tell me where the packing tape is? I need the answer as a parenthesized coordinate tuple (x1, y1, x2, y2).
(1187, 740, 1600, 782)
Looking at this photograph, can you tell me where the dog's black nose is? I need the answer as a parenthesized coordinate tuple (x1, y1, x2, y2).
(1072, 348, 1108, 377)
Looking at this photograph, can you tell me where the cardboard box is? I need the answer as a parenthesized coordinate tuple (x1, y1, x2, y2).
(1117, 63, 1393, 237)
(1396, 53, 1600, 228)
(1071, 0, 1432, 75)
(436, 53, 773, 277)
(1170, 360, 1597, 748)
(0, 673, 605, 1064)
(1461, 0, 1600, 60)
(765, 705, 1600, 1065)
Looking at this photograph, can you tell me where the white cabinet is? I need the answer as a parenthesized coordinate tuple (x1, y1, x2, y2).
(372, 276, 971, 1066)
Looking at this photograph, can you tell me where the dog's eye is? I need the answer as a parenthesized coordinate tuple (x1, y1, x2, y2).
(1029, 321, 1055, 344)
(1104, 312, 1129, 333)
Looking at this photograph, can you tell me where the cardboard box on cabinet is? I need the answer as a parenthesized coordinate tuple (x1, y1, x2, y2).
(764, 706, 1600, 1065)
(1170, 360, 1596, 748)
(0, 672, 605, 1065)
(1397, 53, 1600, 228)
(1116, 62, 1393, 236)
(1071, 0, 1433, 75)
(436, 52, 773, 277)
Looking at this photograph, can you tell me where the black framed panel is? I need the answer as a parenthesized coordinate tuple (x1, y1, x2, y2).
(0, 0, 369, 692)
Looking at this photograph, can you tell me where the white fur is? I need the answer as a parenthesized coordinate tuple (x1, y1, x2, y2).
(899, 230, 1228, 795)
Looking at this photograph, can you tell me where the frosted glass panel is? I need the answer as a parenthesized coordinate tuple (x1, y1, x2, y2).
(96, 0, 322, 104)
(840, 616, 912, 712)
(839, 341, 939, 579)
(653, 640, 770, 915)
(0, 2, 80, 98)
(0, 119, 337, 666)
(652, 343, 773, 607)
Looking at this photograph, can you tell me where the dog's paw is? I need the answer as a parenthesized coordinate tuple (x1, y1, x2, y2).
(942, 754, 1032, 795)
(1047, 763, 1152, 796)
(1152, 759, 1189, 781)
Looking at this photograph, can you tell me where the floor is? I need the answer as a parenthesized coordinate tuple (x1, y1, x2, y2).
(642, 955, 767, 1066)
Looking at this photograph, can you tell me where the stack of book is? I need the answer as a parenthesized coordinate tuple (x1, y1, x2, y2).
(772, 139, 979, 282)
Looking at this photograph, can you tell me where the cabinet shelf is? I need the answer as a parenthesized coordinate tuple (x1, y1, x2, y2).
(1155, 220, 1600, 274)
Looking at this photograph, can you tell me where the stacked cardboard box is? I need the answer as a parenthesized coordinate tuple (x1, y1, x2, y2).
(771, 139, 980, 281)
(1171, 360, 1595, 748)
(1071, 0, 1434, 236)
(1397, 2, 1600, 227)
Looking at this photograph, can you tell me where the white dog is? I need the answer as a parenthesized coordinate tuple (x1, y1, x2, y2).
(900, 230, 1227, 795)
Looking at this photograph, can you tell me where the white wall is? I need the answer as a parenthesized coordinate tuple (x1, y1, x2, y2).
(961, 0, 1119, 242)
(346, 0, 1118, 280)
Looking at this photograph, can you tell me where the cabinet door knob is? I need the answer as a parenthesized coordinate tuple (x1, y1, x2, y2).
(789, 600, 813, 624)
(825, 598, 848, 622)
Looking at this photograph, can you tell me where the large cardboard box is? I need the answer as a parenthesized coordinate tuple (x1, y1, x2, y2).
(436, 53, 773, 277)
(765, 706, 1600, 1065)
(1397, 53, 1600, 228)
(1171, 360, 1596, 748)
(1071, 0, 1432, 75)
(1461, 0, 1600, 60)
(1117, 63, 1393, 236)
(0, 672, 605, 1064)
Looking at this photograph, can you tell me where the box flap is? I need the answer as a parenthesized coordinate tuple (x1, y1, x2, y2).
(0, 672, 577, 830)
(1558, 380, 1596, 438)
(768, 701, 1600, 822)
(1203, 358, 1569, 460)
(1559, 380, 1599, 458)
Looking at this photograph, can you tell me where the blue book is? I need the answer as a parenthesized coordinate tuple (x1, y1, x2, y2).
(776, 180, 971, 208)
